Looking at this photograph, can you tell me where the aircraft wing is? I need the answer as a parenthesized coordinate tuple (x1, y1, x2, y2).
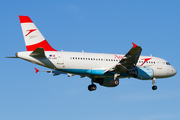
(119, 42, 142, 68)
(104, 43, 142, 73)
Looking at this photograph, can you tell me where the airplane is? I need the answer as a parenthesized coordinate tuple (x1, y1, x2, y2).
(7, 15, 177, 91)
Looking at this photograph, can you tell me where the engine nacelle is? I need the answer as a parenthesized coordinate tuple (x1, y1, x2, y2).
(93, 78, 119, 87)
(127, 67, 154, 80)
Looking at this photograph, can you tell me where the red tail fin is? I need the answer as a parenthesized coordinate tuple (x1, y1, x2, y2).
(19, 15, 57, 51)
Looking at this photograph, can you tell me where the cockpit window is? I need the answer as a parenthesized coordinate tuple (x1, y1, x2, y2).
(166, 62, 170, 65)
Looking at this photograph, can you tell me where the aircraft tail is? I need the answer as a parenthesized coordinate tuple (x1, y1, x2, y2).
(19, 15, 56, 51)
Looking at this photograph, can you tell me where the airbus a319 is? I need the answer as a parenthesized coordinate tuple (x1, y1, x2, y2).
(7, 16, 177, 91)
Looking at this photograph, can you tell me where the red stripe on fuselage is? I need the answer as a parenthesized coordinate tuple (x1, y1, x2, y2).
(19, 15, 33, 23)
(26, 40, 57, 51)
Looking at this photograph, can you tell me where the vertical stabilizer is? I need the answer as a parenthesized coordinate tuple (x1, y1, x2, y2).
(19, 15, 57, 51)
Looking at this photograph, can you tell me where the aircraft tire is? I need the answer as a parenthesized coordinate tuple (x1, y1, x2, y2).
(110, 79, 119, 86)
(88, 84, 97, 91)
(152, 85, 157, 90)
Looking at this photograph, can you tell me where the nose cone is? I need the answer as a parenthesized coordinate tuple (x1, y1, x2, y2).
(169, 66, 177, 77)
(173, 67, 177, 76)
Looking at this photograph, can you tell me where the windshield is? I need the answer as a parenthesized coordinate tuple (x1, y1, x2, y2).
(166, 62, 170, 65)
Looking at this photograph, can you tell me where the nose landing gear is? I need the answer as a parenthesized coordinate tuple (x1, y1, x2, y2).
(151, 78, 157, 90)
(152, 85, 157, 90)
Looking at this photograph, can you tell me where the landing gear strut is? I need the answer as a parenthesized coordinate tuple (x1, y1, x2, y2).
(151, 78, 157, 90)
(110, 73, 120, 86)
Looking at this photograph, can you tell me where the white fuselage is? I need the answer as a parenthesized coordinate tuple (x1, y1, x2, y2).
(16, 51, 176, 79)
(12, 15, 177, 91)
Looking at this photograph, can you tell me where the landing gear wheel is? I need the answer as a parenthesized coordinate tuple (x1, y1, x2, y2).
(110, 79, 119, 86)
(88, 84, 97, 91)
(152, 85, 157, 90)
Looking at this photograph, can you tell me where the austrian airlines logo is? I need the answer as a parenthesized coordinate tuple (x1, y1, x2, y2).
(141, 58, 152, 66)
(115, 55, 123, 59)
(25, 29, 37, 36)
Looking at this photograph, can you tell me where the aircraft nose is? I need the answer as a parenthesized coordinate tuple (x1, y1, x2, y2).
(170, 66, 177, 76)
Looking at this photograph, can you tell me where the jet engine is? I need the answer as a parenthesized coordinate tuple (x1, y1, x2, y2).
(93, 78, 119, 87)
(127, 67, 154, 80)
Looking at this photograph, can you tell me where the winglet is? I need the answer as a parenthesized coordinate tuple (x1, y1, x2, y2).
(34, 68, 39, 73)
(132, 42, 138, 49)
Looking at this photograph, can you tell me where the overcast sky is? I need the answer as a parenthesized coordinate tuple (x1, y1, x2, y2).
(1, 0, 180, 120)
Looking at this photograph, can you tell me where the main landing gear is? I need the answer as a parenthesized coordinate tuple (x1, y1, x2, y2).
(151, 78, 157, 90)
(88, 79, 97, 91)
(88, 84, 97, 91)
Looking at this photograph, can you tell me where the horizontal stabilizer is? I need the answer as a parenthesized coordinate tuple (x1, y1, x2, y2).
(30, 48, 46, 57)
(6, 56, 18, 58)
(34, 68, 67, 76)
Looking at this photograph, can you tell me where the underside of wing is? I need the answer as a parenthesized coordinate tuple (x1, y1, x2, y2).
(119, 42, 142, 68)
(105, 42, 142, 73)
